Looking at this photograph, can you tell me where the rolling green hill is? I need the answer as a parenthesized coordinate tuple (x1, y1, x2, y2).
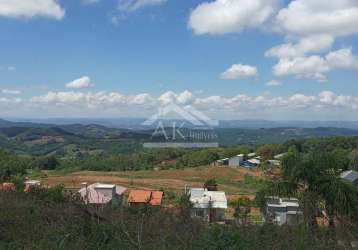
(1, 119, 358, 158)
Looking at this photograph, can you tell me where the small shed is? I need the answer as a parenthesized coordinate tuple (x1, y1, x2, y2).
(228, 154, 244, 166)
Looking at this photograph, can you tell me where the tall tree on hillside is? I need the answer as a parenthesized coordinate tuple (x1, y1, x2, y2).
(0, 150, 27, 181)
(257, 144, 282, 161)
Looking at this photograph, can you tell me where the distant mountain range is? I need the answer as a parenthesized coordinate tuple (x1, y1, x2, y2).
(1, 118, 358, 157)
(6, 118, 358, 130)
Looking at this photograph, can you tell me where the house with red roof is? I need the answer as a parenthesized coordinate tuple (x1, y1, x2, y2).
(127, 190, 164, 206)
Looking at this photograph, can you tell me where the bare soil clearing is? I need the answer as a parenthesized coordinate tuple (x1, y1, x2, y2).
(42, 166, 265, 195)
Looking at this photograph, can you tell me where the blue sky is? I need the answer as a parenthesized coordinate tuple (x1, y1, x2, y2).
(0, 0, 358, 120)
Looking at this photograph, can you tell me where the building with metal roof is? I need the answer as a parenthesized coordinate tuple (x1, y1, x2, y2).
(189, 188, 227, 222)
(265, 197, 303, 226)
(78, 183, 127, 205)
(340, 170, 358, 185)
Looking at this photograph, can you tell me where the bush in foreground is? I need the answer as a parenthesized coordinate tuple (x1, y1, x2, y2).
(0, 190, 355, 250)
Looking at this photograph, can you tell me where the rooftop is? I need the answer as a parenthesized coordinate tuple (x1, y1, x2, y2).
(95, 184, 116, 189)
(78, 183, 127, 204)
(189, 188, 227, 209)
(24, 180, 41, 185)
(127, 190, 164, 206)
(340, 170, 358, 183)
(266, 197, 300, 208)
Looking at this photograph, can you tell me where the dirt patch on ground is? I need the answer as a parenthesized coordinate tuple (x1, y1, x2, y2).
(42, 166, 266, 195)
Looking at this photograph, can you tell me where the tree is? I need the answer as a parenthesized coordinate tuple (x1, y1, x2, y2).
(178, 193, 193, 219)
(204, 179, 218, 191)
(349, 149, 358, 170)
(0, 150, 27, 181)
(31, 156, 60, 170)
(257, 144, 282, 161)
(259, 150, 358, 230)
(234, 197, 251, 225)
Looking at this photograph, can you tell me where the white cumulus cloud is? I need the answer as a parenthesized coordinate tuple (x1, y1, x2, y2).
(1, 89, 356, 120)
(188, 0, 280, 35)
(266, 1, 358, 82)
(272, 48, 358, 81)
(65, 76, 93, 89)
(0, 0, 65, 20)
(265, 34, 334, 59)
(275, 0, 358, 38)
(221, 64, 258, 79)
(158, 90, 194, 106)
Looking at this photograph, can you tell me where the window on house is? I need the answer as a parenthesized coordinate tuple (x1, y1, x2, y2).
(195, 210, 204, 217)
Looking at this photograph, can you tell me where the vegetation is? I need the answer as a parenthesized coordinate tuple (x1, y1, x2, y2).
(0, 190, 354, 250)
(2, 118, 358, 160)
(1, 130, 358, 249)
(0, 150, 28, 181)
(257, 146, 358, 230)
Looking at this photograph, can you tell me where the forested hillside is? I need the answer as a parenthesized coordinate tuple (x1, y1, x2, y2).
(1, 119, 358, 159)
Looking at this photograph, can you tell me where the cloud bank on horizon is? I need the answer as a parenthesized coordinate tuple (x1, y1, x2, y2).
(0, 88, 357, 121)
(0, 0, 358, 120)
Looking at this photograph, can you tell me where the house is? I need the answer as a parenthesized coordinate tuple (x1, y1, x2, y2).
(78, 183, 127, 206)
(189, 188, 227, 222)
(211, 158, 229, 167)
(340, 170, 358, 186)
(24, 180, 41, 192)
(228, 154, 244, 166)
(265, 197, 303, 226)
(1, 182, 15, 191)
(127, 190, 164, 206)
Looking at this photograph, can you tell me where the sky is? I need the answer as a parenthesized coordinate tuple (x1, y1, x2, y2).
(0, 0, 358, 120)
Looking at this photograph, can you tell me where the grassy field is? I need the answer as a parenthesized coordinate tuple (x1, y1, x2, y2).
(41, 166, 266, 198)
(37, 166, 269, 222)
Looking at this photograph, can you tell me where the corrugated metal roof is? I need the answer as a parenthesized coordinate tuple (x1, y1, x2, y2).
(266, 197, 300, 208)
(95, 184, 115, 189)
(78, 183, 127, 204)
(24, 180, 41, 185)
(189, 188, 206, 199)
(340, 170, 358, 183)
(247, 159, 260, 165)
(189, 189, 227, 209)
